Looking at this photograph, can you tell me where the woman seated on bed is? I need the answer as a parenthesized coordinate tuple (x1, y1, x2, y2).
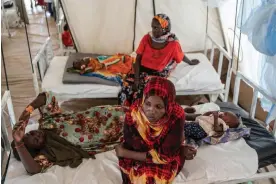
(115, 77, 197, 184)
(11, 92, 126, 174)
(118, 13, 199, 106)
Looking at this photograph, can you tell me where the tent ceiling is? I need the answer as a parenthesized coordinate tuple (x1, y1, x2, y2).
(60, 0, 224, 55)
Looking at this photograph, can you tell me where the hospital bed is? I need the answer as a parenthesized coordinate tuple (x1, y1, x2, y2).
(32, 33, 230, 103)
(2, 71, 276, 184)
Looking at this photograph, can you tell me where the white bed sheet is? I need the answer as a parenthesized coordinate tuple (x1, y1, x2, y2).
(6, 138, 257, 184)
(42, 53, 223, 100)
(5, 104, 257, 184)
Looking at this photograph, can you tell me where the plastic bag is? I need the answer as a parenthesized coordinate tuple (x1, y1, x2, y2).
(239, 1, 276, 56)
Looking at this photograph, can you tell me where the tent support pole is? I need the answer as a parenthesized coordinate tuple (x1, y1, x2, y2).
(1, 44, 9, 90)
(152, 0, 156, 16)
(132, 0, 138, 51)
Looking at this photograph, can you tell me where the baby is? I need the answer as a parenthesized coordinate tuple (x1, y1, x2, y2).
(184, 107, 240, 141)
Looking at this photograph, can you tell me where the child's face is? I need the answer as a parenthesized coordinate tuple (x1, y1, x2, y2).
(219, 112, 239, 128)
(73, 58, 89, 70)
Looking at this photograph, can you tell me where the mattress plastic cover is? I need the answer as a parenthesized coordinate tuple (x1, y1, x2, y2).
(42, 53, 223, 100)
(217, 102, 276, 168)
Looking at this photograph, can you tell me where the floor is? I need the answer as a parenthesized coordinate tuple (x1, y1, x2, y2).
(1, 0, 275, 183)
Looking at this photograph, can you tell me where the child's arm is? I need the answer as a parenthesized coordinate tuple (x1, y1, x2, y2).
(213, 112, 223, 132)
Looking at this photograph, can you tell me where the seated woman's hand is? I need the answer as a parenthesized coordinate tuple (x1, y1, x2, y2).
(115, 144, 125, 158)
(182, 145, 197, 160)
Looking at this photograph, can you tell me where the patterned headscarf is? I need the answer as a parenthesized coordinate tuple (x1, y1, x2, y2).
(149, 13, 178, 43)
(126, 77, 185, 148)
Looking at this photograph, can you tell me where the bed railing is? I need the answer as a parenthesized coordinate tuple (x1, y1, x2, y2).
(32, 37, 54, 96)
(204, 33, 232, 102)
(233, 71, 276, 137)
(1, 90, 16, 151)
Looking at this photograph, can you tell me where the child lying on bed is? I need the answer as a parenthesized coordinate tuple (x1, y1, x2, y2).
(72, 54, 134, 75)
(184, 107, 250, 145)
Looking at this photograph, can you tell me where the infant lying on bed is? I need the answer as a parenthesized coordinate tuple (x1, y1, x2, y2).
(183, 107, 250, 145)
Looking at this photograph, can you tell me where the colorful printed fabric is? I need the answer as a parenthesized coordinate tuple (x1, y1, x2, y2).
(67, 54, 134, 85)
(34, 154, 54, 173)
(119, 77, 185, 184)
(118, 64, 174, 107)
(39, 92, 126, 154)
(184, 122, 208, 141)
(203, 128, 251, 145)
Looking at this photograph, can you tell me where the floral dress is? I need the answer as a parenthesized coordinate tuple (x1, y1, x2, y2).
(34, 91, 127, 171)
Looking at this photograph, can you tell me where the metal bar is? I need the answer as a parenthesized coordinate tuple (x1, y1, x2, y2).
(230, 0, 239, 71)
(206, 34, 232, 60)
(21, 0, 34, 73)
(152, 0, 156, 16)
(217, 52, 224, 77)
(217, 8, 230, 54)
(236, 0, 245, 71)
(32, 37, 51, 65)
(233, 73, 241, 105)
(1, 44, 9, 90)
(6, 92, 16, 126)
(210, 44, 215, 65)
(273, 117, 276, 137)
(224, 67, 232, 102)
(44, 9, 50, 37)
(250, 89, 258, 119)
(204, 35, 208, 56)
(132, 0, 138, 51)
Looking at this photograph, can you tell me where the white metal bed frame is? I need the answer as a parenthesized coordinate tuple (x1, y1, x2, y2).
(32, 33, 233, 103)
(215, 71, 276, 184)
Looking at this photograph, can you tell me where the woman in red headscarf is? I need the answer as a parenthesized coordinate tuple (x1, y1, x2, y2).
(115, 77, 197, 184)
(118, 14, 199, 107)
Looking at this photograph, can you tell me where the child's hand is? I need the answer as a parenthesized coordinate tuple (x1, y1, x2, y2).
(212, 111, 219, 118)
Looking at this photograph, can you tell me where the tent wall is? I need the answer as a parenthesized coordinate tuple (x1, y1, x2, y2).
(60, 0, 224, 55)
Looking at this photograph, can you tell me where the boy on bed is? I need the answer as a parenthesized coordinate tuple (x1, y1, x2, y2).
(184, 107, 240, 142)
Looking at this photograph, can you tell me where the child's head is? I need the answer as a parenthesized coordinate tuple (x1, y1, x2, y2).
(219, 111, 239, 128)
(64, 23, 69, 32)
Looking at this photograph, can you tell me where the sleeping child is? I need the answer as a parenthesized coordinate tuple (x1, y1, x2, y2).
(183, 107, 250, 145)
(72, 54, 134, 75)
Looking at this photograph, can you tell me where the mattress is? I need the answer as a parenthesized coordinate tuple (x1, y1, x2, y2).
(62, 53, 119, 86)
(42, 53, 223, 99)
(5, 129, 257, 184)
(217, 102, 276, 168)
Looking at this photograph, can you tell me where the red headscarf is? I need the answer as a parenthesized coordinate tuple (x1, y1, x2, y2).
(125, 77, 185, 148)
